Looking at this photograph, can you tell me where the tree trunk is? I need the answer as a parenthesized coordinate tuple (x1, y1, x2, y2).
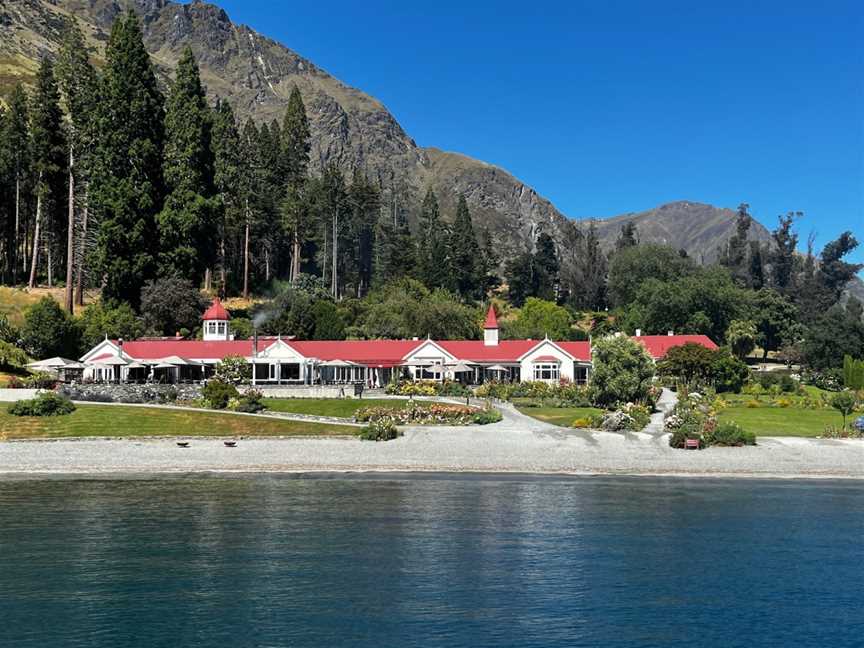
(28, 179, 42, 289)
(47, 230, 53, 287)
(13, 175, 20, 284)
(291, 229, 301, 283)
(242, 198, 250, 300)
(219, 236, 226, 295)
(65, 148, 75, 312)
(264, 247, 270, 282)
(75, 198, 88, 306)
(331, 210, 338, 299)
(204, 268, 212, 292)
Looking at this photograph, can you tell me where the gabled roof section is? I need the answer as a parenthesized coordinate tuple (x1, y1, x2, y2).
(202, 297, 230, 321)
(483, 304, 499, 329)
(287, 340, 424, 367)
(634, 335, 718, 359)
(119, 339, 255, 360)
(437, 339, 538, 363)
(516, 338, 578, 362)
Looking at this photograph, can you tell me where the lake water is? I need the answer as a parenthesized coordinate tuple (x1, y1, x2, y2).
(0, 475, 861, 647)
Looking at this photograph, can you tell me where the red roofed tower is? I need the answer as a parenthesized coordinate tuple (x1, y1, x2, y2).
(202, 297, 231, 341)
(483, 304, 499, 346)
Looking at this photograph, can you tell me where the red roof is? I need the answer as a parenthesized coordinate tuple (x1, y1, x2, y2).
(202, 297, 230, 321)
(633, 335, 718, 359)
(287, 340, 423, 367)
(483, 305, 499, 329)
(437, 340, 538, 362)
(120, 339, 255, 360)
(557, 341, 592, 361)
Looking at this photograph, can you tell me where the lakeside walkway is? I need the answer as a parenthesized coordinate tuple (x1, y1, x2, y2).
(1, 395, 862, 479)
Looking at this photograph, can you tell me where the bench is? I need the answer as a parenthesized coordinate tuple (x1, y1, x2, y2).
(684, 438, 700, 450)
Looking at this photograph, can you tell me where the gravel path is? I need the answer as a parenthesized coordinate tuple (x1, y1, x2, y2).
(1, 401, 862, 479)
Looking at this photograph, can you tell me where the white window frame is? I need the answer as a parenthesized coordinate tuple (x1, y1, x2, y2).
(532, 362, 560, 381)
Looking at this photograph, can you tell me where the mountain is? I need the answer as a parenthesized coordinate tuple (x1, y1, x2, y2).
(1, 0, 861, 300)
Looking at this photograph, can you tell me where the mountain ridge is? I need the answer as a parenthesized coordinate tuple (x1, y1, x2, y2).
(1, 0, 861, 300)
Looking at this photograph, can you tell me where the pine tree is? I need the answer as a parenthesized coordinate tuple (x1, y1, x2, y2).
(719, 203, 752, 286)
(90, 11, 164, 307)
(416, 188, 453, 290)
(56, 19, 98, 311)
(28, 57, 67, 289)
(157, 46, 219, 284)
(0, 84, 31, 284)
(534, 232, 559, 301)
(211, 99, 242, 294)
(449, 195, 480, 299)
(770, 211, 800, 294)
(346, 171, 380, 297)
(239, 118, 262, 298)
(561, 221, 607, 311)
(280, 85, 311, 282)
(615, 222, 639, 250)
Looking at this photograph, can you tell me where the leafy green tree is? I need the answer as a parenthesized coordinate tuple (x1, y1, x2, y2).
(803, 305, 864, 371)
(750, 289, 798, 359)
(311, 300, 346, 340)
(607, 244, 695, 308)
(656, 342, 717, 386)
(0, 314, 18, 343)
(710, 350, 751, 393)
(76, 301, 144, 349)
(506, 298, 572, 340)
(0, 340, 29, 370)
(842, 355, 864, 390)
(90, 11, 164, 306)
(20, 297, 78, 359)
(157, 46, 219, 283)
(139, 275, 207, 336)
(449, 195, 480, 299)
(726, 319, 757, 360)
(589, 334, 655, 407)
(815, 232, 862, 311)
(28, 57, 67, 290)
(831, 391, 856, 429)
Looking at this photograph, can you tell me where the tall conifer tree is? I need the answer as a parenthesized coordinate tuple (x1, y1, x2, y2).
(211, 99, 242, 293)
(157, 46, 219, 284)
(90, 11, 164, 306)
(28, 58, 67, 289)
(281, 85, 311, 282)
(56, 19, 98, 310)
(1, 84, 31, 283)
(449, 195, 480, 299)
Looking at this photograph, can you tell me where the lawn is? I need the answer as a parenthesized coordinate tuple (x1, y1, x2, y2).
(717, 406, 850, 438)
(516, 405, 603, 427)
(0, 404, 358, 439)
(264, 398, 411, 418)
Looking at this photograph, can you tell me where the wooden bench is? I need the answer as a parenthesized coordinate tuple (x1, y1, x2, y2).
(684, 438, 700, 450)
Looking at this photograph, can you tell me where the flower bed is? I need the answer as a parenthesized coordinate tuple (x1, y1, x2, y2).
(355, 402, 499, 426)
(667, 391, 755, 448)
(385, 379, 471, 397)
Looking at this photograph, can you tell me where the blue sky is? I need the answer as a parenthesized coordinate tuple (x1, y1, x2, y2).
(210, 0, 862, 265)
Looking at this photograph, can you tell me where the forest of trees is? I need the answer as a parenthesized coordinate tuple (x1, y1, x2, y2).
(0, 12, 862, 376)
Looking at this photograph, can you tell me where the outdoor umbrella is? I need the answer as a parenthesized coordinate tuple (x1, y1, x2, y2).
(156, 355, 194, 366)
(486, 364, 509, 372)
(320, 359, 355, 367)
(91, 356, 129, 366)
(449, 363, 474, 373)
(27, 357, 76, 369)
(125, 362, 149, 370)
(154, 362, 177, 369)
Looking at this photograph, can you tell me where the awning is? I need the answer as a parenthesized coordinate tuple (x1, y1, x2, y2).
(91, 356, 129, 366)
(320, 359, 356, 367)
(153, 362, 177, 369)
(155, 355, 198, 366)
(27, 357, 78, 369)
(532, 355, 561, 363)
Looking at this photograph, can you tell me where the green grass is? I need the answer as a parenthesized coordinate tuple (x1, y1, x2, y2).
(264, 398, 410, 418)
(717, 406, 848, 438)
(516, 406, 603, 427)
(0, 404, 357, 439)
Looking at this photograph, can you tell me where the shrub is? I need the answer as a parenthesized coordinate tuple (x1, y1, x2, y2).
(0, 340, 29, 371)
(215, 355, 251, 385)
(669, 424, 703, 449)
(8, 392, 76, 417)
(356, 402, 483, 426)
(438, 380, 471, 397)
(202, 379, 239, 410)
(359, 418, 401, 441)
(705, 422, 756, 446)
(589, 335, 655, 407)
(472, 408, 503, 425)
(234, 389, 264, 413)
(25, 371, 58, 390)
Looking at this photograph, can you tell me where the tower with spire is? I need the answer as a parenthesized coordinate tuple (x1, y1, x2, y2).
(483, 304, 499, 346)
(202, 297, 232, 341)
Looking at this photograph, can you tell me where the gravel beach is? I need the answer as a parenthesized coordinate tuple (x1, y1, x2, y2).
(1, 404, 862, 479)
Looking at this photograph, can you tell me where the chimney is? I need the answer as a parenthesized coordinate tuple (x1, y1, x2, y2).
(667, 330, 674, 336)
(635, 328, 641, 337)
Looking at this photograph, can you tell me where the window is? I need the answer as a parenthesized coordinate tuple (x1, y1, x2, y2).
(533, 363, 560, 381)
(217, 322, 226, 335)
(574, 366, 588, 385)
